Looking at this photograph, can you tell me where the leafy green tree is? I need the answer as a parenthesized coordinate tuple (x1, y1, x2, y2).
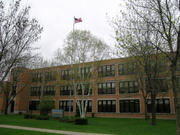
(111, 0, 170, 125)
(55, 30, 110, 118)
(38, 96, 55, 116)
(112, 0, 180, 133)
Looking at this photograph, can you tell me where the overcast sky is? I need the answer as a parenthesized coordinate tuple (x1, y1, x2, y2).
(22, 0, 121, 59)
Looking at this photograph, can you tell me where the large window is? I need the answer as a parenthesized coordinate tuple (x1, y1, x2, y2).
(118, 63, 137, 75)
(98, 65, 115, 77)
(120, 99, 140, 113)
(156, 79, 168, 92)
(59, 100, 73, 112)
(76, 100, 92, 112)
(43, 86, 55, 96)
(61, 69, 71, 80)
(98, 82, 115, 94)
(32, 73, 42, 82)
(146, 79, 168, 93)
(147, 98, 170, 113)
(119, 81, 138, 94)
(29, 100, 40, 110)
(60, 85, 74, 96)
(80, 67, 92, 78)
(77, 83, 92, 95)
(45, 71, 57, 81)
(30, 86, 41, 96)
(98, 100, 116, 112)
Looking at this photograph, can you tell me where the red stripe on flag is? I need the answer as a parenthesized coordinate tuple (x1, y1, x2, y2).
(74, 17, 82, 23)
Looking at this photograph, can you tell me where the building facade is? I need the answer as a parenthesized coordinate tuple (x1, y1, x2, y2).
(0, 58, 177, 119)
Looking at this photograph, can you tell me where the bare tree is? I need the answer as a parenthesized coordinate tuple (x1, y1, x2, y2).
(0, 0, 43, 114)
(29, 55, 53, 69)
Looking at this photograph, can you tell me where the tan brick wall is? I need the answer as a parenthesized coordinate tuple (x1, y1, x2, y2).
(0, 58, 176, 119)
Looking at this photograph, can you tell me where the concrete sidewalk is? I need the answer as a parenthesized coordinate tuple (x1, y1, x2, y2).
(0, 125, 113, 135)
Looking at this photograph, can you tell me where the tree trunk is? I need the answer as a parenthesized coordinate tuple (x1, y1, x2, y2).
(170, 65, 180, 135)
(151, 92, 156, 125)
(4, 105, 8, 115)
(175, 98, 180, 135)
(80, 110, 86, 118)
(4, 99, 9, 115)
(144, 99, 149, 120)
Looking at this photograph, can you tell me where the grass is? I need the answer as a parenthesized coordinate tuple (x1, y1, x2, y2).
(0, 128, 64, 135)
(0, 114, 176, 135)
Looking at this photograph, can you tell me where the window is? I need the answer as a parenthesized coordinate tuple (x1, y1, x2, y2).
(30, 86, 41, 96)
(119, 81, 138, 93)
(59, 100, 73, 112)
(76, 100, 92, 112)
(60, 85, 74, 96)
(80, 67, 92, 78)
(118, 63, 137, 75)
(77, 84, 92, 95)
(146, 79, 168, 93)
(43, 86, 55, 96)
(98, 65, 115, 77)
(147, 98, 170, 113)
(61, 69, 71, 80)
(98, 100, 116, 112)
(98, 82, 115, 94)
(45, 71, 57, 81)
(11, 86, 17, 96)
(32, 73, 42, 82)
(156, 79, 168, 92)
(29, 100, 40, 110)
(120, 99, 140, 113)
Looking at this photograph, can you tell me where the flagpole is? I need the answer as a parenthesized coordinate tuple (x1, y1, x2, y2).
(73, 16, 75, 32)
(69, 16, 75, 119)
(69, 16, 82, 118)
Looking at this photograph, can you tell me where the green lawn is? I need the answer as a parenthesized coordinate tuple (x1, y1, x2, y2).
(0, 114, 176, 135)
(0, 128, 64, 135)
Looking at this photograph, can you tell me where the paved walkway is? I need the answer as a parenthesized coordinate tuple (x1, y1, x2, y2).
(0, 125, 113, 135)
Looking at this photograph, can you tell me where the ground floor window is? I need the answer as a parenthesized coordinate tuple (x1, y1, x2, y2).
(29, 100, 40, 110)
(147, 98, 170, 113)
(59, 100, 73, 112)
(120, 99, 140, 113)
(98, 100, 116, 112)
(76, 100, 92, 112)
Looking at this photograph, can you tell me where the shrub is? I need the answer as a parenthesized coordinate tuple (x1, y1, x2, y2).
(38, 96, 55, 116)
(36, 115, 50, 120)
(75, 118, 88, 125)
(24, 114, 31, 119)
